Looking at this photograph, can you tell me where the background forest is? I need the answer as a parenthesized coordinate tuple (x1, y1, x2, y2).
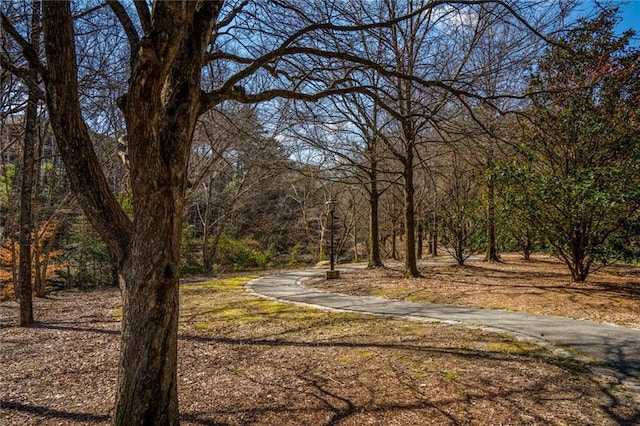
(2, 1, 639, 298)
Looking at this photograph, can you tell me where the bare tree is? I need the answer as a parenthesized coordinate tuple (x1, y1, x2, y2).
(282, 91, 395, 268)
(34, 2, 443, 422)
(3, 0, 566, 422)
(2, 0, 45, 324)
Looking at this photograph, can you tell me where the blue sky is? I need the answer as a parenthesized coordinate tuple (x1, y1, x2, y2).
(618, 0, 640, 35)
(572, 1, 640, 45)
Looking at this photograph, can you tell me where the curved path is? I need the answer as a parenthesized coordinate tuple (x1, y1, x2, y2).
(247, 269, 640, 381)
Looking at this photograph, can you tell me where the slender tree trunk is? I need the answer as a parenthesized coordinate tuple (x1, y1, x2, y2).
(17, 0, 42, 326)
(352, 219, 358, 263)
(403, 143, 420, 277)
(209, 226, 226, 267)
(456, 235, 465, 265)
(391, 228, 398, 259)
(431, 214, 438, 257)
(417, 222, 423, 259)
(36, 233, 56, 294)
(522, 233, 532, 260)
(33, 241, 44, 295)
(203, 232, 212, 272)
(485, 164, 499, 262)
(18, 93, 38, 326)
(367, 166, 384, 268)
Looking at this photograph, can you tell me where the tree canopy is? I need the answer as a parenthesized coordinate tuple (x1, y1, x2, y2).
(506, 9, 640, 281)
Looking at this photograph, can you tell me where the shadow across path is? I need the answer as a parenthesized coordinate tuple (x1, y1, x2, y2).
(247, 270, 640, 381)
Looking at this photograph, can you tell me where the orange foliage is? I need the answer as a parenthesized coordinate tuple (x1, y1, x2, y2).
(0, 217, 67, 300)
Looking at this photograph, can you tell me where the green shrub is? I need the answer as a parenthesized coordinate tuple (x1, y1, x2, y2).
(216, 234, 268, 271)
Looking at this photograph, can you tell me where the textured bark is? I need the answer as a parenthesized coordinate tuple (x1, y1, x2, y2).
(18, 93, 37, 326)
(402, 131, 420, 278)
(432, 232, 438, 256)
(42, 2, 220, 424)
(567, 228, 590, 282)
(42, 3, 133, 263)
(367, 163, 384, 268)
(17, 0, 42, 326)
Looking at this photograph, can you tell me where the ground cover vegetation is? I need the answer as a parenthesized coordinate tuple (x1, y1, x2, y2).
(1, 0, 638, 423)
(2, 274, 639, 425)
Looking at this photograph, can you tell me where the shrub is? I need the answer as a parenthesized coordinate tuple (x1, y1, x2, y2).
(216, 234, 268, 271)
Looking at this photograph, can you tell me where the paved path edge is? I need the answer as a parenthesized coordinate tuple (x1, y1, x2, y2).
(246, 269, 640, 399)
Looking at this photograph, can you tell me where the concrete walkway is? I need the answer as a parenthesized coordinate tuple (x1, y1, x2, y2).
(247, 269, 640, 381)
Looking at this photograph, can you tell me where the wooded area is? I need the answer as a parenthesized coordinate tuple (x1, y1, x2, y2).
(1, 0, 639, 424)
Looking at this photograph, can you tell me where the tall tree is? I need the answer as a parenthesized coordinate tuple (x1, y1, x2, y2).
(33, 2, 439, 423)
(3, 0, 565, 423)
(284, 92, 393, 268)
(2, 0, 44, 324)
(17, 90, 37, 325)
(515, 8, 640, 281)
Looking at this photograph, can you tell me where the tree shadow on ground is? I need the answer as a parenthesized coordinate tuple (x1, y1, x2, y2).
(2, 284, 639, 425)
(177, 325, 640, 426)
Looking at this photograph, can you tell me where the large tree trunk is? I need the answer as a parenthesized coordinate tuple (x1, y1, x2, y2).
(114, 195, 182, 424)
(42, 3, 220, 424)
(18, 91, 38, 326)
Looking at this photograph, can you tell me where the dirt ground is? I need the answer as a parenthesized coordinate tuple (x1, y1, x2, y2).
(308, 253, 640, 329)
(1, 260, 639, 425)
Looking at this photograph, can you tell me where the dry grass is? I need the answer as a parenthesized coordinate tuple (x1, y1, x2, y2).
(309, 253, 640, 329)
(1, 266, 639, 425)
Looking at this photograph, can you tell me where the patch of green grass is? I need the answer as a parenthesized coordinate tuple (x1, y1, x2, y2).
(194, 321, 215, 330)
(180, 275, 333, 328)
(487, 341, 541, 355)
(113, 307, 122, 319)
(443, 371, 460, 379)
(181, 275, 259, 293)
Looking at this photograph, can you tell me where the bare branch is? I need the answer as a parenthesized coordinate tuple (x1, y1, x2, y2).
(133, 0, 151, 34)
(106, 0, 140, 51)
(214, 0, 250, 31)
(0, 54, 44, 100)
(42, 1, 133, 262)
(72, 2, 108, 20)
(1, 11, 45, 73)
